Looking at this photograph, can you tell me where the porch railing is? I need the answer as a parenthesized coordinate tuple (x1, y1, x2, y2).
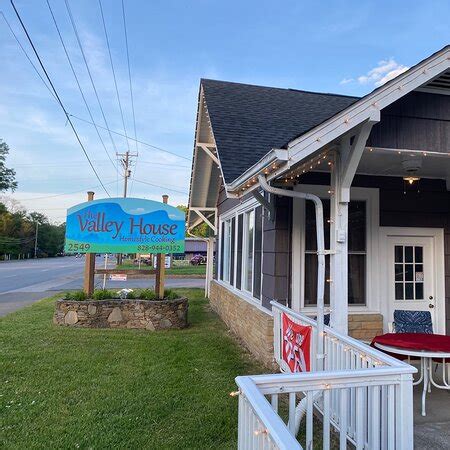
(235, 302, 416, 449)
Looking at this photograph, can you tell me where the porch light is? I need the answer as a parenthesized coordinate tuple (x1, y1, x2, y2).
(403, 176, 420, 185)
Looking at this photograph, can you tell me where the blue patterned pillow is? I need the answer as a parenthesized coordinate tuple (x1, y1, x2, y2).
(393, 310, 433, 334)
(313, 313, 330, 326)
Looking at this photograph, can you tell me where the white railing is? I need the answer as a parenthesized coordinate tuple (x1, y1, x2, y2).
(235, 302, 416, 450)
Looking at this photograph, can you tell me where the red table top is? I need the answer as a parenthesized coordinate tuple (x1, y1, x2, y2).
(372, 333, 450, 353)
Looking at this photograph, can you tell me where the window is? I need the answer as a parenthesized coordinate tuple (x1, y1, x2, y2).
(219, 203, 263, 301)
(394, 245, 424, 300)
(253, 207, 263, 299)
(220, 218, 235, 284)
(236, 214, 243, 289)
(304, 200, 366, 306)
(244, 210, 254, 292)
(230, 217, 236, 286)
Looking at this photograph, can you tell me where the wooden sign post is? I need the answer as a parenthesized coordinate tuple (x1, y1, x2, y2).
(83, 191, 96, 297)
(155, 195, 168, 299)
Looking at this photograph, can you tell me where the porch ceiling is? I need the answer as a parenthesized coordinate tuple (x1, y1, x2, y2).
(356, 147, 450, 182)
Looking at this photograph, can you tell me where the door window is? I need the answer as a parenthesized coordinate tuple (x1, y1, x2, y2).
(394, 245, 424, 300)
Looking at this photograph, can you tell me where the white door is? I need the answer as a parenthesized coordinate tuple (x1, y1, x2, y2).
(386, 235, 440, 332)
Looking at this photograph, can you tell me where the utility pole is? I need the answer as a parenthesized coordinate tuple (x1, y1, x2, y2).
(116, 150, 137, 264)
(118, 150, 137, 198)
(34, 222, 39, 258)
(123, 151, 130, 197)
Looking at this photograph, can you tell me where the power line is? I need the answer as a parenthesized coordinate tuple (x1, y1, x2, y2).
(13, 160, 189, 168)
(15, 180, 117, 202)
(45, 0, 117, 172)
(121, 0, 138, 155)
(0, 12, 57, 102)
(9, 0, 111, 197)
(2, 9, 191, 165)
(121, 0, 138, 195)
(98, 0, 130, 153)
(69, 114, 191, 161)
(64, 0, 119, 155)
(133, 178, 188, 195)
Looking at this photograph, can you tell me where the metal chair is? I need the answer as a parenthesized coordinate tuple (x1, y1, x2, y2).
(392, 310, 433, 334)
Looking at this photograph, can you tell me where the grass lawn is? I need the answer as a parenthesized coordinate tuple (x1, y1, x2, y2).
(118, 261, 206, 276)
(0, 289, 265, 449)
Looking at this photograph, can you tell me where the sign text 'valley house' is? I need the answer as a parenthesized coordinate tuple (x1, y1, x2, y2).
(64, 198, 185, 254)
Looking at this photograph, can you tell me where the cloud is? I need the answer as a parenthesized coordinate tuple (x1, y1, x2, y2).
(341, 58, 409, 88)
(358, 58, 409, 87)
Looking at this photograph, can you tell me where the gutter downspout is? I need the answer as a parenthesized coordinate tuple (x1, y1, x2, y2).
(258, 175, 326, 369)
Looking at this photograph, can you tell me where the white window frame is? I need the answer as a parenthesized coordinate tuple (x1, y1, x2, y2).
(292, 184, 380, 314)
(242, 209, 255, 295)
(217, 197, 265, 310)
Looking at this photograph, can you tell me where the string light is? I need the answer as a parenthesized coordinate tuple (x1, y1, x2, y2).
(254, 429, 268, 436)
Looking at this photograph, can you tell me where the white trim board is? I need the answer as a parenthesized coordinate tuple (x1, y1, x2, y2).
(378, 227, 446, 334)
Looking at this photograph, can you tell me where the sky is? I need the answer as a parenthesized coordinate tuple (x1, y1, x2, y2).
(0, 0, 449, 222)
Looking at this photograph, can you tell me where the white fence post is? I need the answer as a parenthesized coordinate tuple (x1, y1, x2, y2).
(395, 373, 414, 450)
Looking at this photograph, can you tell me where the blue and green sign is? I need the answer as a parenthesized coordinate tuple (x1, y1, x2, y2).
(64, 198, 185, 254)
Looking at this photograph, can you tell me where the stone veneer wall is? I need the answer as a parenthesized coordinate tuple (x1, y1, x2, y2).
(210, 281, 383, 366)
(348, 314, 383, 342)
(54, 298, 188, 330)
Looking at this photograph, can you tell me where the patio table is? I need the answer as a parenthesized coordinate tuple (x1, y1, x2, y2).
(372, 333, 450, 416)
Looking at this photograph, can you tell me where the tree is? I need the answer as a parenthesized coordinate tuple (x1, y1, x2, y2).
(0, 200, 66, 258)
(0, 140, 17, 192)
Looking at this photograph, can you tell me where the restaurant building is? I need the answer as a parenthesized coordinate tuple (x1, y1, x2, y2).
(187, 46, 450, 366)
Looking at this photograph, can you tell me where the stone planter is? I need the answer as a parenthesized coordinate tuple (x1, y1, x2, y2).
(53, 298, 188, 330)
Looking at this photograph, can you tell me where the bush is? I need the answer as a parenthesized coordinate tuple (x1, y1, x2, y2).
(138, 289, 157, 300)
(62, 288, 180, 302)
(164, 289, 178, 300)
(92, 290, 115, 301)
(63, 291, 87, 301)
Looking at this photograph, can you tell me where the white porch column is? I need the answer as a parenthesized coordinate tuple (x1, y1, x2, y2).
(330, 150, 349, 334)
(329, 114, 380, 334)
(205, 236, 215, 297)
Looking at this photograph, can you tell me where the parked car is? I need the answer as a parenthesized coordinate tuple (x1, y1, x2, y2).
(190, 254, 206, 265)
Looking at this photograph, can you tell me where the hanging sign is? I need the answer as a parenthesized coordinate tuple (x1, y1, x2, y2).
(282, 313, 312, 373)
(64, 198, 185, 254)
(153, 255, 171, 269)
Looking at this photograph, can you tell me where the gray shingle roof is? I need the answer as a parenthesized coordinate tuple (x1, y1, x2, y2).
(201, 79, 359, 184)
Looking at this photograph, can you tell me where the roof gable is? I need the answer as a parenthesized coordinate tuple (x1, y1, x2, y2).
(201, 79, 359, 184)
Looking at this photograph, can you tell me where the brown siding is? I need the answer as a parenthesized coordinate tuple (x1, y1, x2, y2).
(368, 92, 450, 153)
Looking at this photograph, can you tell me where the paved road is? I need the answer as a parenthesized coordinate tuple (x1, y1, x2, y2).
(0, 257, 204, 316)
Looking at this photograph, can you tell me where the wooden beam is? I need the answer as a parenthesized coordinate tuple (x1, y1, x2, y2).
(252, 190, 275, 221)
(155, 195, 169, 299)
(198, 143, 219, 165)
(340, 113, 379, 202)
(191, 208, 216, 233)
(83, 191, 95, 297)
